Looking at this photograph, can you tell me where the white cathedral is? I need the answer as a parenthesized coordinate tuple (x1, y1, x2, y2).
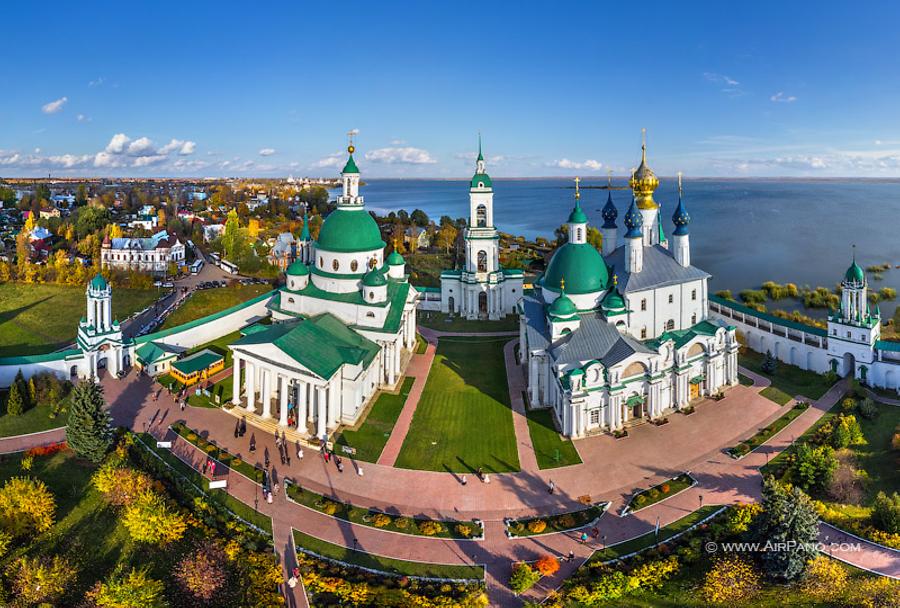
(439, 139, 523, 319)
(520, 136, 739, 439)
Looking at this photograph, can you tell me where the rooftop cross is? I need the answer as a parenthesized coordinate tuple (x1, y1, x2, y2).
(574, 176, 581, 200)
(677, 171, 683, 197)
(347, 130, 356, 154)
(641, 127, 647, 162)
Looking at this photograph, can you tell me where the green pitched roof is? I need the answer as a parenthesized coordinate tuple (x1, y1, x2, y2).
(342, 154, 359, 174)
(645, 320, 720, 350)
(172, 349, 223, 375)
(316, 208, 386, 253)
(232, 314, 379, 379)
(543, 242, 609, 295)
(135, 341, 180, 365)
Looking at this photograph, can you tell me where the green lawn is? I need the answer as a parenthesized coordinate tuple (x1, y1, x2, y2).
(740, 349, 833, 400)
(0, 283, 159, 357)
(760, 385, 793, 405)
(416, 310, 519, 333)
(587, 505, 722, 563)
(415, 332, 428, 354)
(405, 252, 454, 288)
(159, 284, 270, 330)
(293, 529, 484, 580)
(0, 396, 66, 437)
(738, 373, 755, 386)
(525, 406, 582, 469)
(395, 337, 520, 473)
(850, 401, 900, 498)
(334, 377, 414, 462)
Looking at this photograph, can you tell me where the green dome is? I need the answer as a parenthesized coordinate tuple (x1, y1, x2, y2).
(316, 208, 386, 253)
(89, 274, 109, 290)
(568, 202, 588, 224)
(543, 243, 609, 295)
(470, 172, 492, 189)
(362, 268, 387, 287)
(549, 291, 577, 318)
(286, 260, 309, 276)
(342, 154, 359, 174)
(602, 288, 625, 311)
(845, 261, 865, 283)
(387, 250, 405, 265)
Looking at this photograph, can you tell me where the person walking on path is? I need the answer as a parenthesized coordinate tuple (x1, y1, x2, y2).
(548, 480, 555, 494)
(180, 399, 185, 412)
(249, 434, 256, 453)
(461, 474, 468, 486)
(296, 444, 304, 461)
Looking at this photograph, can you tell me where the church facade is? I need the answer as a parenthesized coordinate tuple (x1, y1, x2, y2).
(440, 140, 523, 319)
(520, 136, 739, 439)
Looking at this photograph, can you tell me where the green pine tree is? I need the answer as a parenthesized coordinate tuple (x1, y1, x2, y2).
(752, 476, 819, 582)
(27, 377, 37, 407)
(761, 350, 778, 375)
(66, 380, 113, 463)
(5, 381, 25, 416)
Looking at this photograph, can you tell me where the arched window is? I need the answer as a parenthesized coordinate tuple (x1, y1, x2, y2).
(477, 250, 487, 272)
(366, 311, 375, 318)
(691, 313, 697, 325)
(319, 256, 323, 268)
(476, 205, 487, 227)
(666, 319, 675, 331)
(668, 294, 674, 304)
(332, 259, 339, 271)
(369, 291, 375, 300)
(350, 260, 358, 272)
(577, 227, 583, 241)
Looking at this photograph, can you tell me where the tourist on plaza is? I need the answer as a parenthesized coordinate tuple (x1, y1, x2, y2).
(568, 550, 575, 562)
(580, 532, 589, 544)
(476, 467, 483, 481)
(240, 418, 247, 437)
(548, 480, 555, 494)
(336, 457, 344, 473)
(249, 434, 256, 453)
(483, 473, 490, 484)
(461, 474, 467, 486)
(234, 420, 240, 438)
(209, 460, 216, 477)
(297, 445, 304, 461)
(273, 482, 279, 496)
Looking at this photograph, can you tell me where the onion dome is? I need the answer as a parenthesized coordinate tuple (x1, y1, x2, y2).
(387, 250, 405, 266)
(623, 197, 643, 239)
(629, 130, 659, 210)
(548, 288, 578, 318)
(286, 260, 309, 276)
(543, 243, 609, 295)
(568, 200, 588, 224)
(672, 196, 690, 236)
(601, 190, 618, 229)
(362, 267, 387, 287)
(89, 274, 109, 291)
(844, 259, 865, 283)
(601, 287, 626, 313)
(316, 209, 385, 252)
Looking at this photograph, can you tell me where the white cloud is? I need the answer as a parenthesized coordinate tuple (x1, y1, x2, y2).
(703, 72, 744, 96)
(41, 96, 68, 114)
(132, 154, 168, 167)
(105, 133, 131, 154)
(159, 139, 196, 155)
(76, 114, 91, 123)
(549, 158, 603, 171)
(390, 139, 406, 145)
(126, 137, 156, 156)
(364, 146, 436, 164)
(88, 77, 105, 87)
(258, 148, 276, 157)
(311, 152, 346, 169)
(770, 91, 797, 103)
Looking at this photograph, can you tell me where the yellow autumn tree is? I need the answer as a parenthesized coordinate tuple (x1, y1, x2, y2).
(701, 555, 760, 605)
(108, 223, 124, 239)
(247, 218, 260, 239)
(801, 555, 849, 603)
(0, 477, 56, 536)
(122, 491, 186, 545)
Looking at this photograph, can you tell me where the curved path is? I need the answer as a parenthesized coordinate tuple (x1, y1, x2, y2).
(5, 337, 898, 605)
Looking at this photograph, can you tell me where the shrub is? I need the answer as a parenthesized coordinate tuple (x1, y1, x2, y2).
(845, 576, 900, 608)
(857, 398, 878, 420)
(535, 555, 560, 576)
(20, 454, 33, 472)
(509, 563, 541, 593)
(320, 501, 338, 516)
(792, 443, 838, 493)
(527, 519, 546, 534)
(635, 494, 647, 506)
(0, 476, 56, 536)
(174, 541, 226, 602)
(800, 555, 848, 602)
(733, 443, 750, 457)
(7, 555, 74, 606)
(627, 555, 679, 591)
(456, 523, 472, 538)
(660, 483, 670, 493)
(726, 503, 763, 535)
(122, 491, 187, 545)
(893, 425, 900, 452)
(186, 433, 198, 441)
(871, 491, 900, 534)
(5, 380, 25, 416)
(93, 462, 153, 506)
(840, 397, 857, 413)
(701, 555, 760, 604)
(371, 513, 392, 528)
(395, 517, 411, 530)
(649, 488, 660, 500)
(556, 514, 576, 529)
(830, 414, 865, 448)
(419, 521, 443, 536)
(88, 567, 168, 608)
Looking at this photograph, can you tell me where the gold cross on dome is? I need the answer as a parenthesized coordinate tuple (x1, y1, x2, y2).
(560, 277, 566, 291)
(347, 130, 357, 154)
(574, 176, 581, 200)
(613, 273, 618, 286)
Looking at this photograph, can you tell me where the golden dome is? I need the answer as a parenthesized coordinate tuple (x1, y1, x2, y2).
(629, 129, 659, 210)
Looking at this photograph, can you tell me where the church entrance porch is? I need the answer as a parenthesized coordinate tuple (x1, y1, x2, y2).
(690, 382, 701, 400)
(478, 292, 488, 317)
(842, 352, 856, 379)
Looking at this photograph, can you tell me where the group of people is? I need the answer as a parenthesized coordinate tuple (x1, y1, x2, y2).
(460, 467, 490, 486)
(321, 444, 346, 473)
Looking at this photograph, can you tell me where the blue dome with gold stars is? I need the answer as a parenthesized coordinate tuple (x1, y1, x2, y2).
(601, 191, 618, 229)
(623, 198, 643, 239)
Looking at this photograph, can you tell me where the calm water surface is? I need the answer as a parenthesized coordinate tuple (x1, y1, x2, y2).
(354, 178, 900, 318)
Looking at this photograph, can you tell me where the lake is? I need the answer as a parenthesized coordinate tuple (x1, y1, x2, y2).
(353, 178, 900, 319)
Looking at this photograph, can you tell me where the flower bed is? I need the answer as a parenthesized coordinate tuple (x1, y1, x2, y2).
(285, 481, 483, 540)
(727, 401, 809, 459)
(505, 502, 608, 537)
(170, 422, 263, 483)
(625, 473, 695, 514)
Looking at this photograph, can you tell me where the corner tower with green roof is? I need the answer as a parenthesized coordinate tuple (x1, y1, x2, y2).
(77, 274, 125, 380)
(439, 135, 523, 320)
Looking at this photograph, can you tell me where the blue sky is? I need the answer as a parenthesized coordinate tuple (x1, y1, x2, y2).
(3, 1, 900, 178)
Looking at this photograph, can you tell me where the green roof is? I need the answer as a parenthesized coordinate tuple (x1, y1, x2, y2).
(548, 292, 577, 318)
(0, 348, 83, 366)
(89, 274, 108, 290)
(299, 215, 311, 241)
(602, 288, 626, 311)
(645, 320, 720, 350)
(316, 208, 386, 253)
(342, 154, 359, 174)
(172, 349, 223, 376)
(135, 341, 180, 365)
(286, 260, 309, 276)
(470, 172, 492, 189)
(239, 323, 271, 337)
(845, 260, 865, 283)
(387, 250, 405, 265)
(362, 268, 388, 287)
(543, 242, 609, 295)
(875, 339, 900, 352)
(567, 202, 588, 224)
(232, 314, 379, 379)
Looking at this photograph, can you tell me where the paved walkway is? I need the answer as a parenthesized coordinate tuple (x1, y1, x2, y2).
(0, 427, 65, 454)
(6, 340, 899, 605)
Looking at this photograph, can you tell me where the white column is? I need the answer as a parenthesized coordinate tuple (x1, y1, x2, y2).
(232, 355, 241, 405)
(387, 343, 396, 385)
(245, 361, 256, 412)
(327, 382, 339, 429)
(279, 375, 289, 427)
(394, 339, 401, 378)
(316, 386, 326, 439)
(296, 381, 308, 432)
(306, 383, 315, 422)
(261, 368, 272, 419)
